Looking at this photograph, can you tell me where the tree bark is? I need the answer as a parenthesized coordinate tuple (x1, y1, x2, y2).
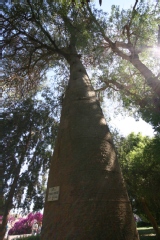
(129, 57, 160, 96)
(140, 197, 160, 240)
(41, 53, 139, 240)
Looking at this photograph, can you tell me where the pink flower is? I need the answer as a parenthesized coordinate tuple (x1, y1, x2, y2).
(8, 212, 43, 235)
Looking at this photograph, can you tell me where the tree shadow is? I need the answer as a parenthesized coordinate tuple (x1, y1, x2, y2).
(138, 228, 156, 240)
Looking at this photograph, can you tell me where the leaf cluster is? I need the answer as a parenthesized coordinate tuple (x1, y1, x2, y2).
(116, 132, 160, 222)
(89, 1, 160, 131)
(3, 2, 100, 97)
(3, 1, 160, 132)
(2, 89, 59, 212)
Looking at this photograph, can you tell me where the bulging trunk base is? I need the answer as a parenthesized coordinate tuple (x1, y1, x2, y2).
(41, 56, 139, 240)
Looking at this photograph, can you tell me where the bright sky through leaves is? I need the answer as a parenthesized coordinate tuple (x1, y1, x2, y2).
(94, 0, 136, 11)
(94, 0, 155, 137)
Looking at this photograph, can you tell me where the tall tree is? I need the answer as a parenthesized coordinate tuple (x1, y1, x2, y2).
(0, 90, 58, 240)
(2, 2, 139, 239)
(116, 133, 160, 239)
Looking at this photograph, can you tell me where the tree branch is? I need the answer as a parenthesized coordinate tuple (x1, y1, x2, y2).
(87, 5, 160, 96)
(98, 76, 160, 114)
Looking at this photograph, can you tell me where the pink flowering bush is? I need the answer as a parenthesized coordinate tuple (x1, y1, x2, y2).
(28, 212, 43, 225)
(8, 212, 43, 235)
(8, 215, 16, 225)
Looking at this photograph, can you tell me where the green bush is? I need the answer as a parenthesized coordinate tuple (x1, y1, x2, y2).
(137, 221, 151, 227)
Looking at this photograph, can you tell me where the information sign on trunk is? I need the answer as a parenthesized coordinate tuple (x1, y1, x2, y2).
(48, 186, 60, 201)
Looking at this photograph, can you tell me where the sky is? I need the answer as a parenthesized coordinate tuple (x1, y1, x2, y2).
(110, 115, 154, 137)
(94, 0, 136, 11)
(102, 97, 155, 137)
(92, 0, 155, 137)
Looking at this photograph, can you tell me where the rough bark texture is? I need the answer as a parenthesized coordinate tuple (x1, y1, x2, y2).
(41, 55, 139, 240)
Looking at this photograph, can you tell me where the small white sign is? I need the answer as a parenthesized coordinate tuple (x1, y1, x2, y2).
(48, 186, 60, 201)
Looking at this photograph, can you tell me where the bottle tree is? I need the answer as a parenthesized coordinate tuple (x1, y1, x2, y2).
(3, 2, 139, 239)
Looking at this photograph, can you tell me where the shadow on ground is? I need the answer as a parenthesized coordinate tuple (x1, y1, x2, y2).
(138, 227, 156, 240)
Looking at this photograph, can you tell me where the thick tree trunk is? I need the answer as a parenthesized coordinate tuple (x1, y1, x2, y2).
(41, 54, 139, 240)
(140, 197, 160, 240)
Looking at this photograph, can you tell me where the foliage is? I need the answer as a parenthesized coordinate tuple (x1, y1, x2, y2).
(137, 222, 152, 228)
(8, 212, 42, 235)
(2, 2, 97, 97)
(87, 1, 160, 131)
(2, 88, 59, 215)
(2, 1, 160, 132)
(116, 133, 160, 223)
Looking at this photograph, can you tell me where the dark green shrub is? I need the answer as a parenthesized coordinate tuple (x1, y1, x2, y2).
(137, 221, 151, 227)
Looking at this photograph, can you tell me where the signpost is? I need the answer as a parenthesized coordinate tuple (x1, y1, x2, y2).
(48, 186, 60, 201)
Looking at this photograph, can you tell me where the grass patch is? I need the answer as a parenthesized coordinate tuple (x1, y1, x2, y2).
(14, 228, 159, 240)
(138, 227, 156, 240)
(15, 236, 40, 240)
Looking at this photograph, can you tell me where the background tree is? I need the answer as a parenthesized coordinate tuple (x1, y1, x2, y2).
(0, 89, 58, 240)
(116, 133, 160, 239)
(2, 2, 139, 239)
